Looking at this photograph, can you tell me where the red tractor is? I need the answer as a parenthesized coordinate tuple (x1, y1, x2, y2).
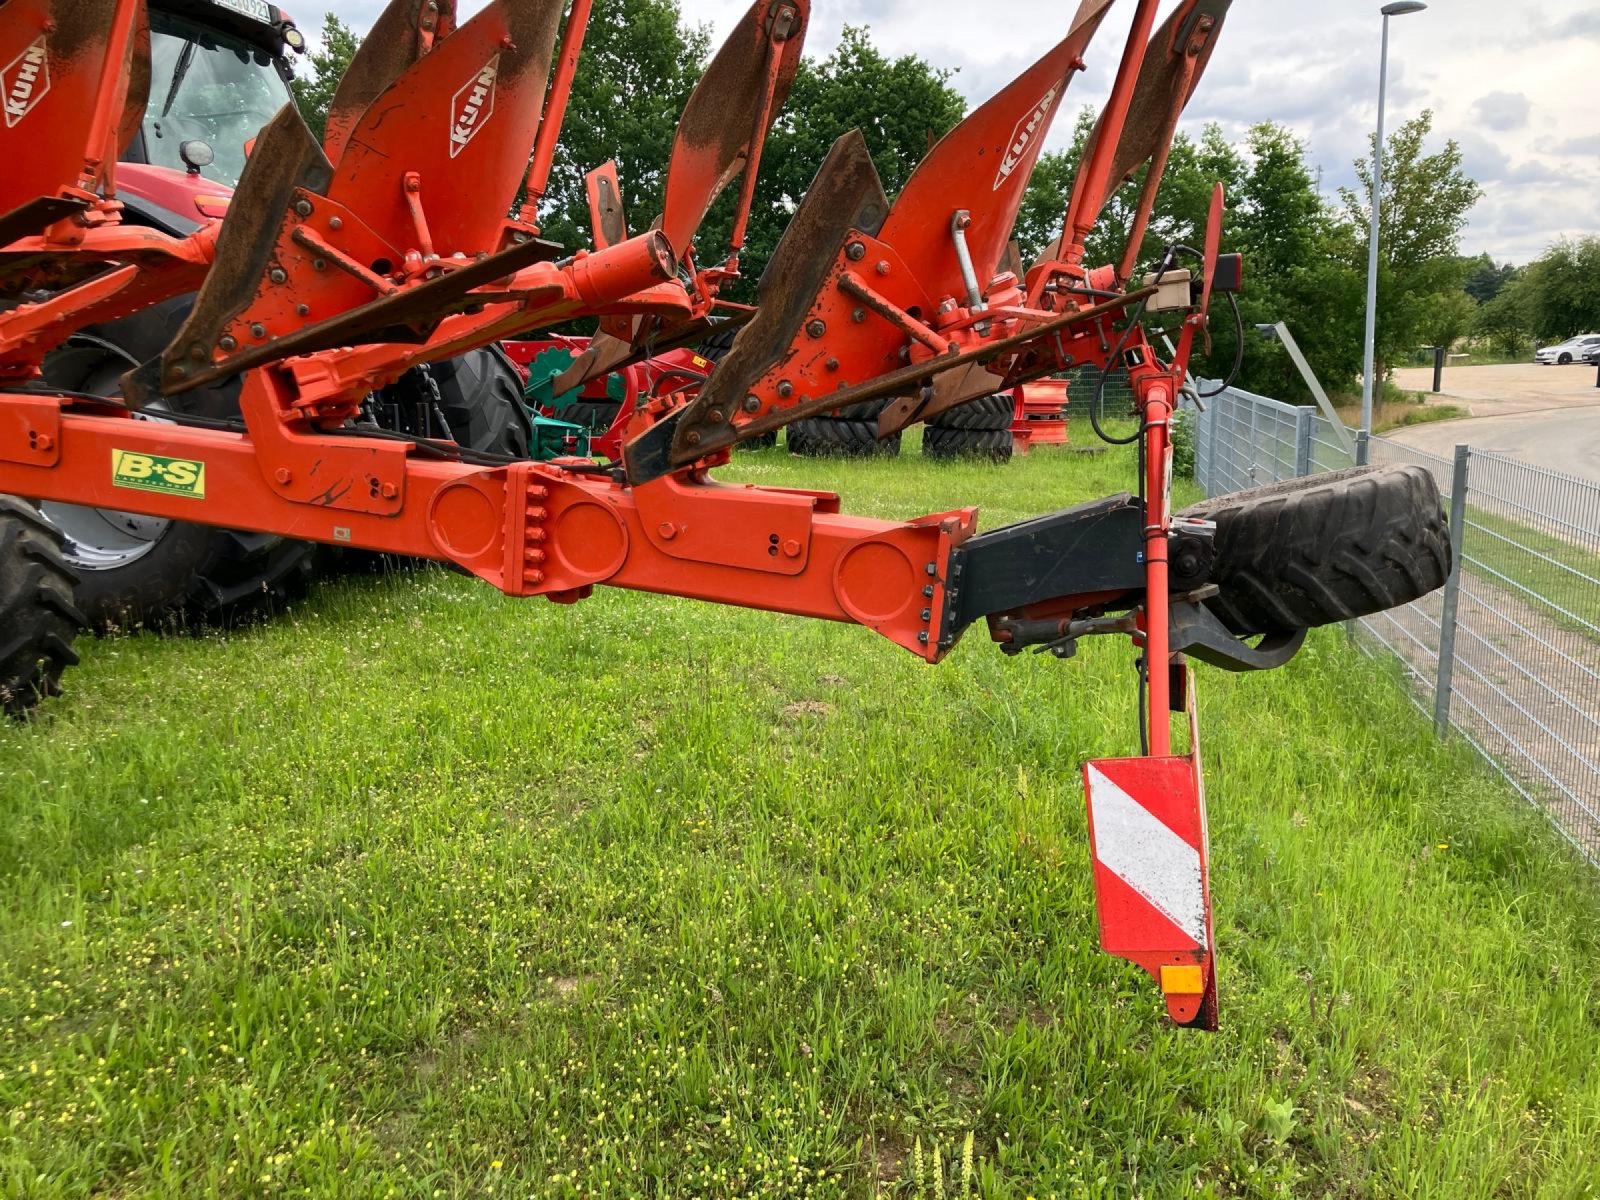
(0, 0, 1450, 1029)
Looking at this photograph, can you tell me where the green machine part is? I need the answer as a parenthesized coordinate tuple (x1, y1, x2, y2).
(521, 345, 613, 460)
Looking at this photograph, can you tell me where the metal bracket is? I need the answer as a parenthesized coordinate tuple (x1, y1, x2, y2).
(1168, 601, 1305, 672)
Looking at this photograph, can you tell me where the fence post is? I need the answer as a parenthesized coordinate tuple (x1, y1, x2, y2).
(1355, 428, 1371, 467)
(1294, 408, 1314, 477)
(1433, 444, 1471, 738)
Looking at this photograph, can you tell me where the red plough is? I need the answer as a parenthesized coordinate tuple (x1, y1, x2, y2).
(0, 0, 1452, 1029)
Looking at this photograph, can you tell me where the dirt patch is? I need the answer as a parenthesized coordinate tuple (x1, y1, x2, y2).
(781, 699, 833, 719)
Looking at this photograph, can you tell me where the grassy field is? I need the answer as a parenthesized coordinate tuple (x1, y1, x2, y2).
(2, 441, 1598, 1198)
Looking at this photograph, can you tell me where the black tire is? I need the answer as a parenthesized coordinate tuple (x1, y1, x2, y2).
(0, 497, 83, 716)
(922, 426, 1014, 463)
(1177, 465, 1451, 637)
(39, 297, 318, 630)
(928, 393, 1014, 431)
(413, 344, 533, 458)
(1558, 353, 1573, 365)
(787, 416, 901, 458)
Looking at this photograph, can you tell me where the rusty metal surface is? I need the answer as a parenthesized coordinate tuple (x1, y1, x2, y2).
(658, 0, 808, 255)
(879, 361, 1009, 436)
(327, 0, 563, 259)
(132, 106, 334, 406)
(323, 0, 445, 166)
(116, 6, 152, 167)
(1076, 0, 1231, 227)
(652, 130, 888, 469)
(586, 162, 628, 249)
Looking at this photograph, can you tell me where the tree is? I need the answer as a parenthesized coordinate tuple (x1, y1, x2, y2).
(1475, 284, 1532, 357)
(1339, 111, 1481, 381)
(1517, 237, 1600, 341)
(1416, 290, 1478, 352)
(289, 14, 359, 141)
(1463, 253, 1516, 304)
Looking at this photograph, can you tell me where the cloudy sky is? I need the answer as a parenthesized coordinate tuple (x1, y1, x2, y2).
(328, 0, 1600, 264)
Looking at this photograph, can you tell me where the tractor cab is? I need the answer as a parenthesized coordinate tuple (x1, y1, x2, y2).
(118, 0, 304, 227)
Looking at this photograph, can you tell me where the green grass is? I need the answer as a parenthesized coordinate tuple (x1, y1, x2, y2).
(2, 442, 1598, 1198)
(1461, 505, 1600, 642)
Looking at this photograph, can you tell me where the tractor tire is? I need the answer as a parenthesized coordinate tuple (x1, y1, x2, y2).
(38, 297, 318, 630)
(415, 344, 533, 459)
(922, 425, 1014, 463)
(929, 392, 1014, 431)
(787, 414, 902, 458)
(1177, 465, 1451, 637)
(0, 497, 83, 716)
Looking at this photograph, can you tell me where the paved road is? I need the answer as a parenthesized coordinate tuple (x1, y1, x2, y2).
(1393, 361, 1600, 417)
(1389, 405, 1600, 483)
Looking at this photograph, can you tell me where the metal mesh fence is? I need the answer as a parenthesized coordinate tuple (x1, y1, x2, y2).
(1192, 385, 1600, 865)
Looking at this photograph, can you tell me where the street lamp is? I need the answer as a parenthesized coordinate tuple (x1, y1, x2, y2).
(1359, 0, 1427, 462)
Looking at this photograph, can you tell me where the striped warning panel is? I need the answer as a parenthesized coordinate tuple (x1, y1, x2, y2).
(1082, 753, 1216, 1029)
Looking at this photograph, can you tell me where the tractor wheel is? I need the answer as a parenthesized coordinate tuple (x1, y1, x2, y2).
(922, 425, 1014, 463)
(1178, 465, 1451, 636)
(410, 344, 532, 458)
(39, 298, 318, 630)
(0, 496, 83, 716)
(928, 393, 1014, 431)
(787, 406, 902, 458)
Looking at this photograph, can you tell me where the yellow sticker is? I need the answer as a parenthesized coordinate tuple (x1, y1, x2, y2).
(111, 449, 206, 499)
(1159, 964, 1205, 995)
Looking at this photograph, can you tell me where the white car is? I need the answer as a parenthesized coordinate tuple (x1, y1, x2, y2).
(1535, 335, 1600, 365)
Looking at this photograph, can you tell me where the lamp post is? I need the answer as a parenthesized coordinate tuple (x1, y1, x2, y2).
(1359, 0, 1427, 463)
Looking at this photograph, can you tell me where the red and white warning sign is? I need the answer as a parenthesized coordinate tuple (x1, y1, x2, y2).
(1083, 749, 1217, 1029)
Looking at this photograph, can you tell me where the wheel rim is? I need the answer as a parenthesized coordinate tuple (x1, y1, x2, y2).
(42, 356, 174, 572)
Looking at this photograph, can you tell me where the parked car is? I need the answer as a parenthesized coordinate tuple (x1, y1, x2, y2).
(1584, 345, 1600, 366)
(1534, 335, 1600, 365)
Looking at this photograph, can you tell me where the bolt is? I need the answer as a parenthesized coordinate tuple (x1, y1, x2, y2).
(219, 335, 236, 352)
(189, 345, 205, 361)
(777, 380, 793, 399)
(923, 584, 934, 598)
(527, 506, 548, 522)
(274, 467, 292, 484)
(313, 258, 327, 271)
(328, 216, 343, 231)
(743, 395, 761, 413)
(171, 365, 188, 378)
(524, 548, 546, 563)
(250, 323, 266, 338)
(845, 241, 866, 261)
(294, 199, 312, 217)
(296, 304, 310, 317)
(918, 631, 930, 645)
(875, 260, 890, 276)
(706, 408, 724, 424)
(269, 268, 287, 285)
(939, 298, 957, 314)
(530, 485, 549, 499)
(806, 319, 826, 338)
(920, 608, 931, 621)
(380, 482, 399, 500)
(925, 562, 937, 576)
(35, 433, 53, 452)
(686, 430, 702, 446)
(782, 538, 802, 558)
(527, 569, 545, 585)
(528, 528, 547, 543)
(826, 357, 839, 371)
(851, 308, 865, 323)
(658, 521, 677, 540)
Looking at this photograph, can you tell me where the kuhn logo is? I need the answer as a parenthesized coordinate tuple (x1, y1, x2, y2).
(449, 55, 498, 159)
(993, 84, 1058, 190)
(2, 36, 50, 130)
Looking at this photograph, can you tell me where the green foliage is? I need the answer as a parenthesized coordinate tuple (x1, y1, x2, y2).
(1416, 289, 1478, 352)
(2, 444, 1598, 1196)
(288, 13, 358, 141)
(1517, 236, 1600, 342)
(1462, 252, 1517, 304)
(1339, 111, 1481, 378)
(1170, 406, 1196, 479)
(1475, 284, 1534, 357)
